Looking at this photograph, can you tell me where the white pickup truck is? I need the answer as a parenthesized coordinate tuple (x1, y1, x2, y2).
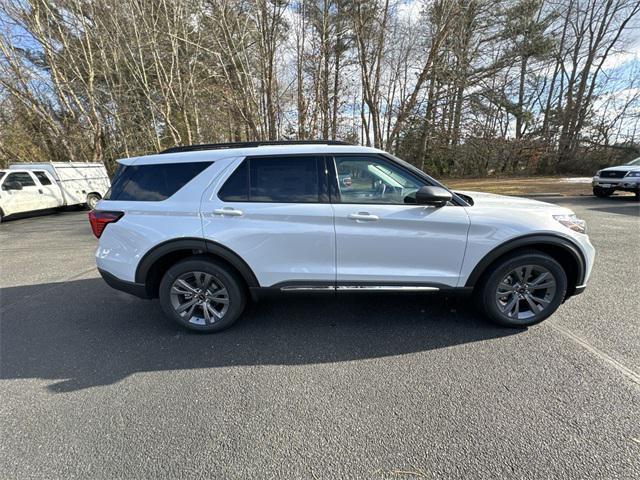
(0, 162, 111, 222)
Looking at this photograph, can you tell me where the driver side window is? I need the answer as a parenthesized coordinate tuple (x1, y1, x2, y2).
(333, 156, 423, 204)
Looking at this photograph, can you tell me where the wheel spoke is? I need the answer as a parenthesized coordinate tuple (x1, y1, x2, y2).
(175, 279, 198, 295)
(529, 272, 549, 287)
(534, 279, 556, 289)
(510, 297, 520, 318)
(176, 298, 198, 315)
(202, 274, 213, 290)
(523, 265, 532, 283)
(529, 294, 550, 306)
(202, 302, 212, 324)
(172, 284, 193, 296)
(206, 303, 223, 320)
(210, 288, 229, 304)
(502, 295, 518, 315)
(523, 293, 542, 313)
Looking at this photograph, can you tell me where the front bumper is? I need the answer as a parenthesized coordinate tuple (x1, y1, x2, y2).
(98, 268, 150, 299)
(592, 176, 640, 191)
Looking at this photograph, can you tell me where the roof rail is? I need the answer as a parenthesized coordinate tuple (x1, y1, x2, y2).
(159, 140, 353, 154)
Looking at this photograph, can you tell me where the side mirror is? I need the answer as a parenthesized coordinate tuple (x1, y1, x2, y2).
(3, 181, 23, 191)
(415, 186, 452, 207)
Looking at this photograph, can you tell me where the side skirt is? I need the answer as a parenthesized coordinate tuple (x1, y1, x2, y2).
(249, 281, 473, 301)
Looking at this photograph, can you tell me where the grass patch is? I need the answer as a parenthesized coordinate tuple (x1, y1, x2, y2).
(443, 176, 592, 196)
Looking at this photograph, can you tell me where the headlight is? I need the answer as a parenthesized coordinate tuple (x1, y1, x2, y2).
(625, 171, 640, 177)
(553, 214, 587, 234)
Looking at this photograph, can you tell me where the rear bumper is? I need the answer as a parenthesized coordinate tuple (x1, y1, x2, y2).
(98, 268, 150, 299)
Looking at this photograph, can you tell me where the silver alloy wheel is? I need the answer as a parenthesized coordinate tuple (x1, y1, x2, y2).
(169, 271, 229, 326)
(495, 265, 557, 320)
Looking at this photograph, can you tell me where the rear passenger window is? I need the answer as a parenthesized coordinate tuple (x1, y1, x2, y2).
(34, 171, 52, 185)
(218, 156, 321, 203)
(106, 162, 212, 201)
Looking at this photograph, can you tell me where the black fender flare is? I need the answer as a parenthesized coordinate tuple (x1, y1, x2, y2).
(135, 237, 259, 288)
(464, 233, 586, 288)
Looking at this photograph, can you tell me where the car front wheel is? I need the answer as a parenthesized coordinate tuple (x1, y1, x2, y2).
(478, 250, 567, 328)
(593, 186, 613, 197)
(159, 257, 246, 332)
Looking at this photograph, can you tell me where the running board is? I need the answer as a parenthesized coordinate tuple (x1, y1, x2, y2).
(279, 285, 440, 292)
(337, 286, 440, 292)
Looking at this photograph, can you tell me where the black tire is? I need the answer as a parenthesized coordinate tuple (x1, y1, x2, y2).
(159, 257, 247, 332)
(86, 193, 101, 210)
(476, 250, 567, 328)
(593, 186, 613, 198)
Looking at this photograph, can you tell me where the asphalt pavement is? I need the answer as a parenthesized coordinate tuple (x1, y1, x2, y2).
(0, 196, 638, 479)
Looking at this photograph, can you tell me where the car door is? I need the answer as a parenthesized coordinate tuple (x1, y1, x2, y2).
(330, 154, 470, 288)
(0, 172, 40, 215)
(201, 155, 335, 287)
(32, 171, 63, 209)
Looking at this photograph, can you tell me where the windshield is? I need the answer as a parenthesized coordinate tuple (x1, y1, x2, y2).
(626, 157, 640, 166)
(0, 171, 5, 180)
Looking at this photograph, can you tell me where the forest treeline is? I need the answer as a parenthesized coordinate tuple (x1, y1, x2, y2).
(1, 0, 639, 175)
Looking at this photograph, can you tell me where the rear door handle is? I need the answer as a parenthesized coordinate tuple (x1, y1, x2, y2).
(213, 208, 244, 217)
(348, 212, 379, 222)
(38, 189, 43, 194)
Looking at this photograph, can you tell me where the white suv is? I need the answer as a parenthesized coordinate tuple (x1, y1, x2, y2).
(91, 141, 595, 332)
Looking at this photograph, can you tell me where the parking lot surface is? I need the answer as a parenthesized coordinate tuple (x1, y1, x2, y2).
(1, 196, 639, 479)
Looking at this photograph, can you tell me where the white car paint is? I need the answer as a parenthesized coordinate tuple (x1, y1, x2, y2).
(94, 144, 595, 295)
(200, 157, 336, 286)
(10, 162, 111, 206)
(0, 162, 111, 219)
(457, 191, 595, 286)
(0, 170, 57, 217)
(332, 203, 470, 286)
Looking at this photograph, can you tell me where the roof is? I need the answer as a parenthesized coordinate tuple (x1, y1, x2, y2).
(119, 143, 385, 166)
(10, 162, 106, 168)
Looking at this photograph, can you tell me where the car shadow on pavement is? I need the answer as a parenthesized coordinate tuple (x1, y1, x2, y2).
(0, 278, 519, 393)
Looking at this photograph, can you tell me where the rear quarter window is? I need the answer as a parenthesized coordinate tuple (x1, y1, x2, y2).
(106, 162, 213, 201)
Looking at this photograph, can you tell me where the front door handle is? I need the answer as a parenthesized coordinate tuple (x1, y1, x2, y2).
(348, 212, 379, 222)
(213, 207, 244, 217)
(38, 189, 43, 194)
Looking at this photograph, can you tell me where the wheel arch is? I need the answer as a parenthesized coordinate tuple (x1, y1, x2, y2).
(465, 234, 586, 298)
(135, 238, 259, 298)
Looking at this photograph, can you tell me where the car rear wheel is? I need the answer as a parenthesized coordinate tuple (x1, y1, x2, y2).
(593, 186, 613, 197)
(159, 257, 246, 332)
(477, 251, 567, 328)
(86, 193, 101, 210)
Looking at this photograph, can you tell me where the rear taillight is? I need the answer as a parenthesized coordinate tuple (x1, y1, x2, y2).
(88, 210, 123, 238)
